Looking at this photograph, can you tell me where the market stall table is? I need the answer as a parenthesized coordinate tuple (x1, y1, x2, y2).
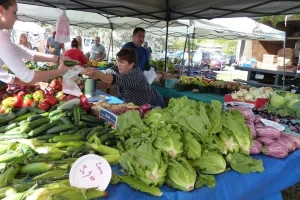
(152, 84, 224, 103)
(106, 150, 300, 200)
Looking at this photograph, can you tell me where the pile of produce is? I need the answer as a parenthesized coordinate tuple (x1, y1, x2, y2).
(231, 107, 300, 158)
(94, 101, 152, 116)
(110, 97, 264, 196)
(230, 87, 273, 102)
(0, 104, 120, 199)
(88, 61, 114, 68)
(262, 90, 300, 119)
(213, 81, 247, 91)
(0, 78, 89, 113)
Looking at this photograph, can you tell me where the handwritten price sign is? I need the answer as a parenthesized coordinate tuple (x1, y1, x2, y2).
(69, 154, 112, 191)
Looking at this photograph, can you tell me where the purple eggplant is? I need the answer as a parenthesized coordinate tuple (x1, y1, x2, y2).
(254, 115, 262, 125)
(257, 137, 275, 145)
(245, 121, 257, 138)
(250, 140, 262, 154)
(275, 138, 296, 152)
(282, 134, 300, 149)
(262, 142, 288, 158)
(255, 122, 265, 128)
(255, 126, 281, 139)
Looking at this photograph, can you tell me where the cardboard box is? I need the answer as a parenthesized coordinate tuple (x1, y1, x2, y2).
(277, 48, 295, 58)
(262, 54, 277, 68)
(224, 94, 268, 109)
(276, 57, 292, 67)
(99, 107, 118, 129)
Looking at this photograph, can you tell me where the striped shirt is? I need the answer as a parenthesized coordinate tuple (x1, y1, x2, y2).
(101, 66, 158, 106)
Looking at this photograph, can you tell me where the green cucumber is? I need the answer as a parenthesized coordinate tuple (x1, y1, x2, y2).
(14, 107, 28, 117)
(11, 112, 35, 123)
(81, 115, 105, 124)
(27, 114, 46, 122)
(99, 132, 116, 144)
(21, 118, 51, 133)
(59, 116, 72, 125)
(0, 123, 18, 132)
(73, 105, 80, 127)
(27, 107, 45, 114)
(49, 110, 63, 117)
(49, 104, 58, 112)
(46, 124, 75, 135)
(64, 60, 78, 67)
(28, 122, 57, 137)
(0, 113, 15, 125)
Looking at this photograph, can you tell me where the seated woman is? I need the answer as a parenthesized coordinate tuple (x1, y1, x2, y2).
(82, 48, 164, 107)
(19, 33, 32, 50)
(64, 38, 88, 66)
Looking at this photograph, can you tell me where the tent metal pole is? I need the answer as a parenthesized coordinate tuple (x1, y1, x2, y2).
(182, 33, 188, 65)
(164, 0, 170, 72)
(283, 39, 286, 90)
(187, 33, 191, 76)
(111, 29, 114, 61)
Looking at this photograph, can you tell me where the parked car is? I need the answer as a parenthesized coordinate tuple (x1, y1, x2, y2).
(169, 50, 196, 64)
(210, 55, 226, 70)
(193, 50, 212, 70)
(225, 55, 236, 66)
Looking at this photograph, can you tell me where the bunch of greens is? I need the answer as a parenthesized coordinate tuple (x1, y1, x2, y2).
(112, 97, 264, 196)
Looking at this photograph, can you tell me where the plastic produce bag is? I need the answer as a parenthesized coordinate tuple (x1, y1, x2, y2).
(55, 10, 70, 43)
(62, 65, 83, 97)
(143, 67, 157, 84)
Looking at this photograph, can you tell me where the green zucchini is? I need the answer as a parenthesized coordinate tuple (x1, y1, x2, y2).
(49, 104, 58, 112)
(11, 112, 35, 123)
(59, 116, 72, 125)
(49, 110, 63, 117)
(14, 108, 28, 117)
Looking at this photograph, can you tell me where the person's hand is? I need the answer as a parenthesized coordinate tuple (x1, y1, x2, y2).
(60, 56, 71, 62)
(80, 67, 99, 79)
(58, 61, 68, 75)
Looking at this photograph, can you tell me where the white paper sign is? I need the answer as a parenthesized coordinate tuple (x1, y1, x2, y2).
(69, 154, 112, 191)
(260, 118, 285, 132)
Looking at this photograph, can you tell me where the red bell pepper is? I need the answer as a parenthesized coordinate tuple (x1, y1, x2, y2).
(80, 94, 88, 105)
(81, 103, 90, 111)
(50, 79, 62, 91)
(66, 95, 76, 101)
(37, 102, 50, 111)
(33, 90, 45, 102)
(22, 99, 33, 107)
(44, 95, 58, 106)
(31, 101, 39, 108)
(4, 96, 23, 108)
(17, 91, 28, 98)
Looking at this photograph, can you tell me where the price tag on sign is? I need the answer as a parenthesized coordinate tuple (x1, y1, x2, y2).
(69, 154, 112, 191)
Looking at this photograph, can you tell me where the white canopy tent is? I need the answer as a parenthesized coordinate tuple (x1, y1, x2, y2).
(147, 18, 285, 41)
(17, 0, 300, 21)
(17, 4, 183, 30)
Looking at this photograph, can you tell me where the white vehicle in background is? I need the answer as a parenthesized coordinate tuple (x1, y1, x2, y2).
(82, 37, 95, 54)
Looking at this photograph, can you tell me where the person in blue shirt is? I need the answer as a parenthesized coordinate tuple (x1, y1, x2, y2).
(122, 27, 150, 71)
(143, 41, 152, 59)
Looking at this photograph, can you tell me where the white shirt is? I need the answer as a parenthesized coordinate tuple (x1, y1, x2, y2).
(0, 30, 36, 83)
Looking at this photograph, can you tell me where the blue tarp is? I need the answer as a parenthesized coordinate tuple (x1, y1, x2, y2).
(106, 150, 300, 200)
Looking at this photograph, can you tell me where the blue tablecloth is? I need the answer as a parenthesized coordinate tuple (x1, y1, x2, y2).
(106, 150, 300, 200)
(88, 90, 123, 104)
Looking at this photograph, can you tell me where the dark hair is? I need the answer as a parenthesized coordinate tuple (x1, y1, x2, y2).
(71, 38, 79, 48)
(133, 27, 145, 36)
(116, 48, 137, 66)
(1, 0, 15, 9)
